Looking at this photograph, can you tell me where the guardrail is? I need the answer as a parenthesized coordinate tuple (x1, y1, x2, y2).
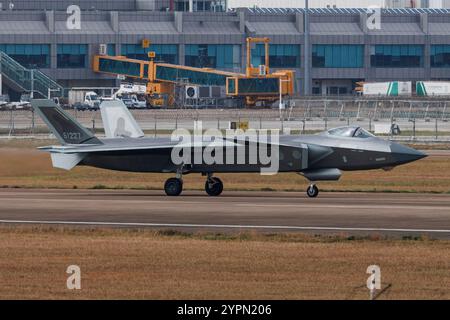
(1, 107, 450, 142)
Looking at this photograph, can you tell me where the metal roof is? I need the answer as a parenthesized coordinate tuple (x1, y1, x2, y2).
(119, 21, 178, 34)
(311, 22, 363, 35)
(246, 21, 299, 35)
(183, 22, 241, 34)
(246, 7, 450, 15)
(55, 21, 114, 34)
(429, 23, 450, 35)
(0, 21, 50, 34)
(368, 22, 424, 35)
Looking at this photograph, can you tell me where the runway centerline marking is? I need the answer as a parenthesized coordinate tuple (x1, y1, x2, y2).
(0, 219, 449, 234)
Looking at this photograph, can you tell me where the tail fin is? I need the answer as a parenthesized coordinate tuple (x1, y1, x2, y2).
(100, 100, 144, 138)
(32, 99, 102, 145)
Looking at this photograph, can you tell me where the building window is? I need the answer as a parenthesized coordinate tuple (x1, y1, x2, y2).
(175, 1, 189, 11)
(107, 44, 116, 56)
(312, 87, 322, 95)
(121, 44, 178, 64)
(371, 45, 423, 68)
(251, 44, 300, 68)
(185, 44, 240, 69)
(57, 44, 88, 68)
(175, 1, 225, 12)
(313, 45, 364, 68)
(0, 44, 50, 68)
(431, 45, 450, 68)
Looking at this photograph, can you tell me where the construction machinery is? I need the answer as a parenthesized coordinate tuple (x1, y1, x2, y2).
(92, 38, 295, 108)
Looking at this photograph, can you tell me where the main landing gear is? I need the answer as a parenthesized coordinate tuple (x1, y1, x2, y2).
(164, 177, 183, 196)
(164, 173, 224, 197)
(205, 175, 223, 197)
(306, 184, 319, 198)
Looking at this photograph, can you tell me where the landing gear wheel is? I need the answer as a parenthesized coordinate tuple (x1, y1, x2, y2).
(307, 184, 319, 198)
(164, 178, 183, 196)
(205, 177, 223, 197)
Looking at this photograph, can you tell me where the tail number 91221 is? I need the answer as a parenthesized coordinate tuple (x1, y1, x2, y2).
(63, 132, 82, 140)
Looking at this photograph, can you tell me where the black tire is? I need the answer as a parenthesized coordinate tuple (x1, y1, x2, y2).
(164, 178, 183, 196)
(205, 177, 223, 197)
(307, 185, 319, 198)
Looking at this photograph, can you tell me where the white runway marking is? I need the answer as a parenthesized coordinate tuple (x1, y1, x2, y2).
(0, 220, 449, 234)
(237, 204, 450, 210)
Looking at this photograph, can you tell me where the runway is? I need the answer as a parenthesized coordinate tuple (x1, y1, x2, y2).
(0, 189, 449, 238)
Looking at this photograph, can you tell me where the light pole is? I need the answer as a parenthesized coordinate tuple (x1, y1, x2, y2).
(304, 0, 310, 96)
(29, 64, 38, 100)
(0, 54, 2, 96)
(30, 69, 34, 99)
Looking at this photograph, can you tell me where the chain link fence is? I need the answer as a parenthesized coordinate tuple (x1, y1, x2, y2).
(1, 99, 450, 142)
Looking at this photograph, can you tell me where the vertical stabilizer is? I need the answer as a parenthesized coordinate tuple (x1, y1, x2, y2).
(100, 100, 145, 138)
(31, 99, 102, 145)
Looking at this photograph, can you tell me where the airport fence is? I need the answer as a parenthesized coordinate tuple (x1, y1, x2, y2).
(1, 99, 450, 142)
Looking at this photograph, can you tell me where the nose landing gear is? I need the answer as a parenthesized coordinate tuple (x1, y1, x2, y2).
(306, 184, 319, 198)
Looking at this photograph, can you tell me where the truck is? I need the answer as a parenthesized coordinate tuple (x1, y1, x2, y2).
(69, 90, 101, 110)
(118, 94, 147, 109)
(106, 84, 148, 109)
(416, 81, 450, 96)
(362, 82, 412, 97)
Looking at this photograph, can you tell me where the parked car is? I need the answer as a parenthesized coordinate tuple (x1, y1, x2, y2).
(0, 95, 10, 110)
(9, 94, 31, 110)
(73, 102, 93, 111)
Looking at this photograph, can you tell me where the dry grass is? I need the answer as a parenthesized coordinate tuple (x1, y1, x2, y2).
(0, 141, 447, 300)
(0, 145, 448, 193)
(0, 139, 57, 149)
(0, 226, 448, 300)
(412, 143, 450, 150)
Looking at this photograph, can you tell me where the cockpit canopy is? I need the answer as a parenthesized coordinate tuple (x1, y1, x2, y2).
(326, 126, 375, 138)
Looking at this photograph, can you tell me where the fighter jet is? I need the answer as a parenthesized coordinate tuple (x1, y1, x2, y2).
(32, 99, 426, 198)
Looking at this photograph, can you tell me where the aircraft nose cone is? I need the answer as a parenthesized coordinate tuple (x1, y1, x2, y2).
(390, 142, 427, 164)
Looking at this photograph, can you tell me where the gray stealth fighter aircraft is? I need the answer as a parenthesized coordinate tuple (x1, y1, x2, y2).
(32, 99, 426, 198)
